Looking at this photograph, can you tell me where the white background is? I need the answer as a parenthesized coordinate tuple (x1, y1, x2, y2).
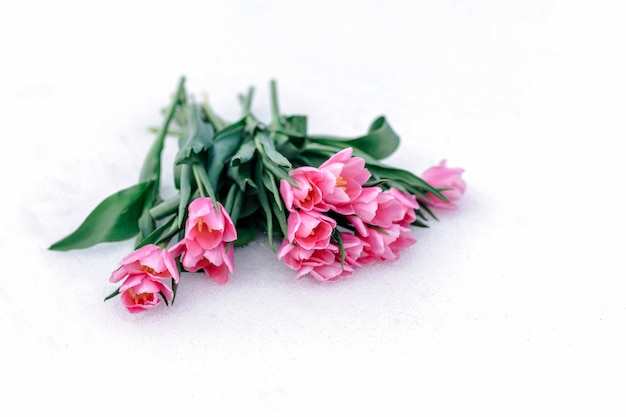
(1, 1, 625, 415)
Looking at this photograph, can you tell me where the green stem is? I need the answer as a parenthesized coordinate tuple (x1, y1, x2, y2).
(147, 126, 184, 137)
(157, 220, 180, 249)
(223, 184, 238, 215)
(269, 79, 281, 131)
(241, 86, 255, 117)
(192, 164, 206, 198)
(149, 196, 180, 220)
(201, 93, 227, 132)
(192, 163, 219, 210)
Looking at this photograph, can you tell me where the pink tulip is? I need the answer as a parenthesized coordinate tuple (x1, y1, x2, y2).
(420, 160, 466, 210)
(338, 232, 366, 267)
(110, 244, 179, 284)
(185, 198, 237, 250)
(334, 186, 381, 218)
(358, 224, 416, 264)
(119, 274, 174, 313)
(279, 166, 335, 212)
(389, 226, 417, 255)
(388, 188, 419, 227)
(308, 261, 354, 282)
(319, 147, 371, 207)
(287, 210, 336, 250)
(346, 187, 419, 235)
(166, 197, 237, 284)
(109, 244, 178, 313)
(170, 240, 235, 285)
(342, 188, 379, 238)
(368, 188, 419, 228)
(278, 240, 334, 274)
(367, 190, 405, 228)
(277, 240, 354, 282)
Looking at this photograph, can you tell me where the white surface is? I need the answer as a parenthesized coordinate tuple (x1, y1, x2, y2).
(1, 1, 625, 415)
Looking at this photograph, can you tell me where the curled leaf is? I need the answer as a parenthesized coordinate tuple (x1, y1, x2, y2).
(308, 116, 400, 160)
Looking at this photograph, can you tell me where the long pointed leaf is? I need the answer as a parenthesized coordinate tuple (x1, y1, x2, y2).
(140, 76, 186, 184)
(256, 132, 292, 168)
(174, 101, 215, 166)
(49, 181, 155, 251)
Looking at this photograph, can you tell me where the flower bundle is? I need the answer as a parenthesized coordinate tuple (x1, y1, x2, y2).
(49, 77, 466, 313)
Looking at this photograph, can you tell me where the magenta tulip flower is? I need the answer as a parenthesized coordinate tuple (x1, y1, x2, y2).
(286, 210, 337, 250)
(420, 160, 466, 210)
(185, 197, 237, 250)
(109, 244, 179, 313)
(279, 166, 335, 212)
(170, 241, 235, 285)
(277, 239, 354, 282)
(319, 147, 371, 207)
(119, 275, 174, 313)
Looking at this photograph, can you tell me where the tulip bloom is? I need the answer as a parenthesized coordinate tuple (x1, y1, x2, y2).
(387, 188, 419, 227)
(338, 232, 366, 268)
(420, 160, 466, 210)
(319, 147, 371, 207)
(170, 198, 237, 284)
(109, 244, 179, 313)
(185, 198, 237, 250)
(110, 244, 180, 284)
(277, 240, 354, 282)
(346, 187, 418, 235)
(170, 241, 234, 285)
(279, 166, 335, 212)
(286, 210, 336, 250)
(358, 224, 416, 264)
(119, 274, 174, 313)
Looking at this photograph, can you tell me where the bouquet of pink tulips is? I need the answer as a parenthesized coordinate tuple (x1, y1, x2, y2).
(49, 77, 466, 313)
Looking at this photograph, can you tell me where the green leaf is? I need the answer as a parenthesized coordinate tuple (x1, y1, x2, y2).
(171, 276, 179, 305)
(174, 164, 182, 189)
(254, 162, 275, 251)
(213, 118, 246, 142)
(174, 101, 215, 166)
(140, 76, 186, 184)
(136, 182, 159, 245)
(262, 170, 288, 238)
(136, 77, 186, 245)
(418, 203, 438, 221)
(104, 287, 120, 302)
(411, 217, 430, 228)
(300, 150, 331, 168)
(233, 221, 256, 247)
(307, 116, 400, 160)
(149, 196, 180, 220)
(255, 132, 292, 168)
(206, 123, 245, 190)
(223, 184, 246, 225)
(177, 164, 193, 228)
(230, 139, 256, 167)
(228, 160, 257, 192)
(238, 194, 260, 218)
(136, 211, 156, 245)
(49, 181, 155, 251)
(365, 161, 446, 200)
(261, 170, 283, 210)
(135, 215, 178, 249)
(333, 230, 346, 269)
(281, 115, 307, 137)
